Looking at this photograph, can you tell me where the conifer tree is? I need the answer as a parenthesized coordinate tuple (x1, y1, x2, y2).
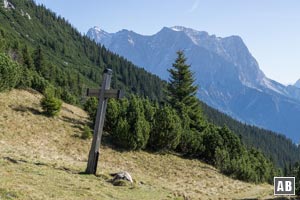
(22, 45, 34, 70)
(33, 45, 45, 72)
(40, 87, 62, 117)
(167, 51, 204, 131)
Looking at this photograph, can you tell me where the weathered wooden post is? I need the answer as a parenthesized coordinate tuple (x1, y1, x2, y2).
(85, 68, 123, 174)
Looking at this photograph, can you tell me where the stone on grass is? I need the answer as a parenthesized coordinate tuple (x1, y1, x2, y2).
(110, 171, 133, 186)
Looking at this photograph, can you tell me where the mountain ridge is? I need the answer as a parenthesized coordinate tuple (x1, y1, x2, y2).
(87, 26, 300, 143)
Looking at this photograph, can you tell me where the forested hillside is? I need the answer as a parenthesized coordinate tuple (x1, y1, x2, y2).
(0, 0, 299, 172)
(0, 0, 164, 103)
(200, 102, 300, 168)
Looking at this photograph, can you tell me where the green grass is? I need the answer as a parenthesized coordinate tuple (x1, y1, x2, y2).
(0, 157, 169, 200)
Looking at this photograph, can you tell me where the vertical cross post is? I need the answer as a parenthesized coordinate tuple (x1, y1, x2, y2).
(85, 68, 113, 174)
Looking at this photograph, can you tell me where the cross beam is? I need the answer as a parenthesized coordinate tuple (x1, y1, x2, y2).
(85, 68, 123, 175)
(87, 88, 124, 99)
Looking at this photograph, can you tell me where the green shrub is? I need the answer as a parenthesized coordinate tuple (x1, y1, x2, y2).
(201, 124, 223, 162)
(178, 128, 204, 155)
(81, 125, 93, 139)
(30, 71, 50, 93)
(105, 98, 121, 132)
(83, 97, 98, 124)
(111, 96, 150, 150)
(0, 53, 22, 91)
(148, 105, 182, 150)
(61, 90, 77, 105)
(41, 95, 62, 117)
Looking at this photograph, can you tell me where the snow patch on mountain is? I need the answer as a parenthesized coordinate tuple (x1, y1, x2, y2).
(128, 36, 134, 46)
(170, 27, 181, 32)
(262, 77, 285, 95)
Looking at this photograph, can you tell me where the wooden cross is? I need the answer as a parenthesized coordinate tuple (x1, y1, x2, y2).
(85, 68, 123, 174)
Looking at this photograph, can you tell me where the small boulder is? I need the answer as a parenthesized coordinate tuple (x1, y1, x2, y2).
(110, 171, 133, 186)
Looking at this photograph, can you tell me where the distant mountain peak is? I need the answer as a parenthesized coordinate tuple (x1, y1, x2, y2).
(169, 26, 210, 40)
(93, 26, 103, 32)
(170, 26, 205, 33)
(91, 26, 108, 34)
(116, 29, 135, 36)
(87, 26, 111, 45)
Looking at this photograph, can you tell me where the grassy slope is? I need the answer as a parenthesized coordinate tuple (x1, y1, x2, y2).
(0, 90, 273, 200)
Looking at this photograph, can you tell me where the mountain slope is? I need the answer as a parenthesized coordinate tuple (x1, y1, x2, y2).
(87, 26, 300, 143)
(0, 0, 164, 102)
(0, 89, 273, 199)
(0, 0, 299, 171)
(295, 79, 300, 88)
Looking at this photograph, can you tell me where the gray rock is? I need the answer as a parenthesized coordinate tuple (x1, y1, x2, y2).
(110, 171, 133, 183)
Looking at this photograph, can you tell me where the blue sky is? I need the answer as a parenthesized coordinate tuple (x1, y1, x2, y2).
(34, 0, 300, 85)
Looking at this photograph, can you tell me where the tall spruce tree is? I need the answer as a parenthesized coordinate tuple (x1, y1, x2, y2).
(33, 45, 45, 72)
(167, 51, 204, 131)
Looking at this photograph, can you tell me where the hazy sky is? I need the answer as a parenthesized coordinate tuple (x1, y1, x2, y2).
(33, 0, 300, 85)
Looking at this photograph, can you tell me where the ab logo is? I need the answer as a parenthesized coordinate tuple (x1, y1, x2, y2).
(274, 177, 295, 195)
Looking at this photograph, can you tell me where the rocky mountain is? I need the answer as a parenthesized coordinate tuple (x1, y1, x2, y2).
(87, 26, 300, 143)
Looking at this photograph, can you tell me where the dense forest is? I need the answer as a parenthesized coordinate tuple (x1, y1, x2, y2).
(0, 0, 299, 188)
(0, 0, 165, 103)
(200, 102, 300, 169)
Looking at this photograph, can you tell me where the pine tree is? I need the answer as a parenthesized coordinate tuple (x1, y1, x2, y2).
(167, 51, 198, 108)
(167, 51, 204, 131)
(33, 45, 45, 72)
(22, 45, 34, 70)
(40, 87, 62, 117)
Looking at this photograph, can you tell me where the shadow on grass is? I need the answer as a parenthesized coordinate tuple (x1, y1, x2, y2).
(11, 105, 43, 115)
(3, 156, 83, 176)
(100, 134, 131, 153)
(61, 116, 86, 127)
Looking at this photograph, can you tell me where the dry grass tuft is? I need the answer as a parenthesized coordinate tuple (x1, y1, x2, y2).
(0, 89, 274, 199)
